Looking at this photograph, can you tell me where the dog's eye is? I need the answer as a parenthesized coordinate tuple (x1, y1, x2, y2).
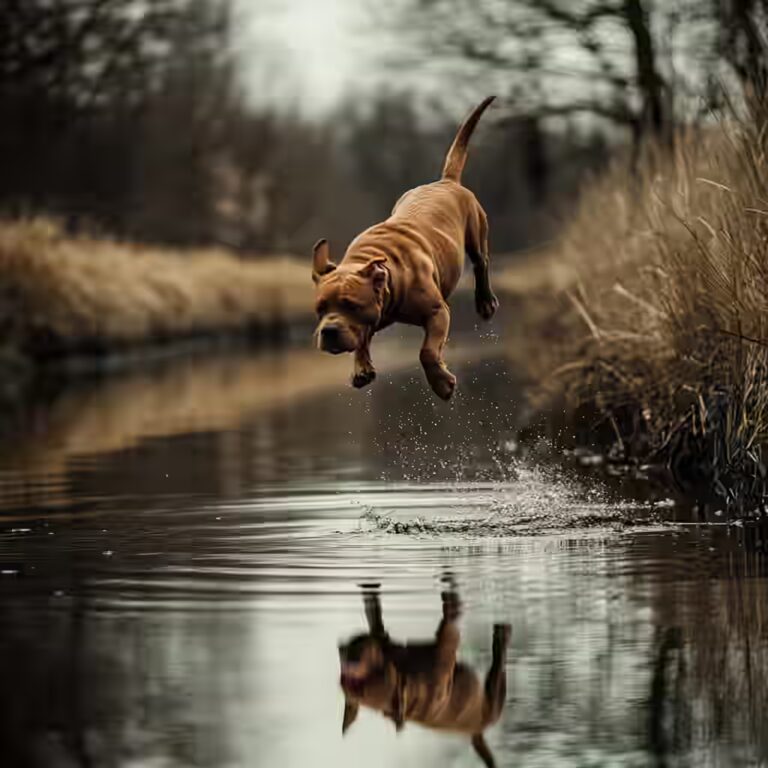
(316, 301, 328, 316)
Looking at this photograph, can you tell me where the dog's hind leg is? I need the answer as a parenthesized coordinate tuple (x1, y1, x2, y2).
(420, 304, 456, 401)
(431, 588, 461, 699)
(482, 623, 511, 724)
(471, 734, 496, 768)
(467, 206, 499, 321)
(470, 623, 510, 768)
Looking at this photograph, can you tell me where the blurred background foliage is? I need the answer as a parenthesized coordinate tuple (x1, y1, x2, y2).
(0, 1, 765, 255)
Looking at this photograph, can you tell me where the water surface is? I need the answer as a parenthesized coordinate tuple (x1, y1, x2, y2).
(1, 338, 767, 768)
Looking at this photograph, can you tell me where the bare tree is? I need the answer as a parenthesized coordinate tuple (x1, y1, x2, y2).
(715, 0, 768, 115)
(0, 1, 618, 253)
(0, 0, 235, 243)
(0, 1, 229, 108)
(390, 1, 720, 148)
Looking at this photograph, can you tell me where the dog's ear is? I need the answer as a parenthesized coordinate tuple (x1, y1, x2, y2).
(359, 257, 387, 294)
(312, 239, 336, 283)
(342, 698, 359, 735)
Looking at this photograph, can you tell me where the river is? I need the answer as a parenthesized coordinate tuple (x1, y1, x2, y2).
(0, 329, 766, 767)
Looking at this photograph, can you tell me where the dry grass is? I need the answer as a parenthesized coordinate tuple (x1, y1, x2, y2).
(0, 218, 313, 358)
(501, 120, 768, 511)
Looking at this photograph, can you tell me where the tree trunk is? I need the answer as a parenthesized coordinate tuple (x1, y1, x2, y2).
(624, 0, 669, 144)
(721, 0, 768, 116)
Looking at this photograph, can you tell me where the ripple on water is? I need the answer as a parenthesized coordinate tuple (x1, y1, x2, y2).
(0, 462, 685, 612)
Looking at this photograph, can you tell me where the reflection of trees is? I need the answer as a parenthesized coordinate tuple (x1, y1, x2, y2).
(476, 525, 768, 764)
(0, 347, 370, 513)
(643, 524, 768, 765)
(0, 341, 515, 516)
(0, 595, 255, 767)
(647, 626, 685, 768)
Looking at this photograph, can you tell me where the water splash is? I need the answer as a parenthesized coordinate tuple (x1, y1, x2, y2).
(359, 464, 673, 537)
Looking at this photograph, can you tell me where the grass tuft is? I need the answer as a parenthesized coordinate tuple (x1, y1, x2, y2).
(503, 120, 768, 512)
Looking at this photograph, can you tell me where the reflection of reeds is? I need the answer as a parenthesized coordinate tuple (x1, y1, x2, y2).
(647, 539, 768, 761)
(689, 577, 768, 750)
(0, 337, 493, 513)
(501, 122, 768, 510)
(0, 348, 354, 514)
(0, 348, 352, 476)
(0, 218, 312, 357)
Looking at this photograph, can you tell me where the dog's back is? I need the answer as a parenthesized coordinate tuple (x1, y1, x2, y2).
(397, 657, 494, 734)
(384, 98, 495, 298)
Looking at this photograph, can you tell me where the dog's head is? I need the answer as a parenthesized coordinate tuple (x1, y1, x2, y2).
(312, 239, 388, 354)
(338, 632, 395, 733)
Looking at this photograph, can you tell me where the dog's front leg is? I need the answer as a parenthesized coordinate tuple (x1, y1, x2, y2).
(467, 207, 499, 322)
(482, 623, 511, 724)
(434, 587, 461, 683)
(363, 590, 385, 635)
(420, 304, 456, 401)
(391, 675, 407, 732)
(352, 336, 376, 389)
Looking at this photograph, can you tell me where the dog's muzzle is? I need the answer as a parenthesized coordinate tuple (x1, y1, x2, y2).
(320, 324, 343, 352)
(318, 323, 355, 354)
(340, 661, 368, 694)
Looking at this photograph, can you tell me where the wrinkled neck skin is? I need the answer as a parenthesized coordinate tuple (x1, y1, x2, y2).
(375, 264, 394, 331)
(340, 249, 394, 334)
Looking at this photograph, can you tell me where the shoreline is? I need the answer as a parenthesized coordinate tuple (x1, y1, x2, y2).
(498, 124, 768, 518)
(0, 218, 315, 367)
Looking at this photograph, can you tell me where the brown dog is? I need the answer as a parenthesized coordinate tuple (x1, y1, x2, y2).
(312, 96, 499, 400)
(338, 586, 511, 767)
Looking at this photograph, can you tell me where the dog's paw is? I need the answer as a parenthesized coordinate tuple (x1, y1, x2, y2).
(431, 371, 456, 401)
(352, 369, 376, 389)
(493, 623, 512, 651)
(476, 292, 499, 321)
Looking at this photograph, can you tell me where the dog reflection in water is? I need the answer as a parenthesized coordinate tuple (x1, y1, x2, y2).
(338, 585, 511, 767)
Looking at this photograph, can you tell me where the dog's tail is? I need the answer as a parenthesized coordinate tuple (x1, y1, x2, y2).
(441, 96, 496, 183)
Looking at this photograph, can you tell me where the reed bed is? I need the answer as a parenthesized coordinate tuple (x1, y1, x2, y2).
(0, 218, 312, 359)
(502, 119, 768, 511)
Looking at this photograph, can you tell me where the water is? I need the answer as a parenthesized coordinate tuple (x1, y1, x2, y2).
(1, 338, 767, 768)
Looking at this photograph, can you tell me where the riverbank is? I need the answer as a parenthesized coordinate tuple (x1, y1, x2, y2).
(0, 219, 313, 368)
(499, 119, 768, 514)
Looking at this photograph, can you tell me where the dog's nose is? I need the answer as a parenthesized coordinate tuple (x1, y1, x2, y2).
(321, 325, 341, 344)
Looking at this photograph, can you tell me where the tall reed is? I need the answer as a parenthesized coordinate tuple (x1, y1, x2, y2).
(510, 118, 768, 511)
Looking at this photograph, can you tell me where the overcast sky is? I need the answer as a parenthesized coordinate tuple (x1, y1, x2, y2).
(228, 0, 688, 129)
(232, 0, 386, 114)
(227, 0, 604, 123)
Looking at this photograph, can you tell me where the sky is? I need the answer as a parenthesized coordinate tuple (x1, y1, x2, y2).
(232, 0, 384, 115)
(227, 0, 612, 124)
(229, 0, 698, 131)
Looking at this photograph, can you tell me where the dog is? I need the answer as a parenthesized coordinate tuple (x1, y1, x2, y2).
(338, 585, 511, 767)
(312, 96, 499, 400)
